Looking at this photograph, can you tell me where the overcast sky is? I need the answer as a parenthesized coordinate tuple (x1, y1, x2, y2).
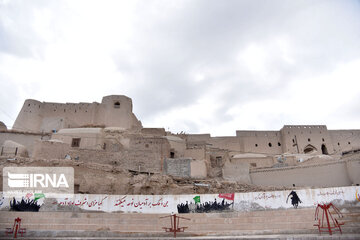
(0, 0, 359, 136)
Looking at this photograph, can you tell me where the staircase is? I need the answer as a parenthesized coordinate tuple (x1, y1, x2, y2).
(0, 207, 359, 238)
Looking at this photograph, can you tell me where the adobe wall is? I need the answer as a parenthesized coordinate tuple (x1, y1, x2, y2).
(329, 130, 360, 154)
(32, 140, 71, 160)
(208, 136, 241, 152)
(13, 95, 142, 133)
(190, 160, 207, 179)
(280, 125, 335, 154)
(231, 155, 274, 168)
(236, 131, 282, 154)
(222, 160, 251, 183)
(0, 131, 50, 157)
(184, 147, 206, 161)
(52, 128, 104, 150)
(186, 134, 211, 147)
(250, 160, 358, 187)
(165, 136, 186, 158)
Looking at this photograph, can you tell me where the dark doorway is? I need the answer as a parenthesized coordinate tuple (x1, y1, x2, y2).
(321, 144, 328, 155)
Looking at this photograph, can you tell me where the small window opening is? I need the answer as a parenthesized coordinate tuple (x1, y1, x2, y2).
(145, 144, 149, 148)
(322, 138, 325, 142)
(348, 142, 351, 145)
(338, 142, 340, 146)
(292, 139, 295, 143)
(268, 143, 272, 147)
(114, 102, 120, 108)
(278, 142, 281, 146)
(321, 144, 328, 155)
(255, 144, 258, 147)
(308, 138, 311, 142)
(170, 151, 175, 158)
(216, 156, 222, 166)
(71, 138, 81, 148)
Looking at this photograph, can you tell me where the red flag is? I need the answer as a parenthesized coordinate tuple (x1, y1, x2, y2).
(218, 193, 235, 201)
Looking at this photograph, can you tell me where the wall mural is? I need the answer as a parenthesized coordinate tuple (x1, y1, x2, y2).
(0, 186, 359, 214)
(177, 193, 234, 213)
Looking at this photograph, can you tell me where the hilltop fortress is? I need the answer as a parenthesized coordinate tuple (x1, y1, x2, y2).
(12, 95, 142, 132)
(1, 95, 359, 193)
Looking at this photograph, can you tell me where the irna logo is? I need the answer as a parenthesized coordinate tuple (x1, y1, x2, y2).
(3, 167, 74, 197)
(8, 172, 69, 188)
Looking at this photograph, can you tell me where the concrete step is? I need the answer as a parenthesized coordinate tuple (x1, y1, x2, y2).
(0, 207, 359, 238)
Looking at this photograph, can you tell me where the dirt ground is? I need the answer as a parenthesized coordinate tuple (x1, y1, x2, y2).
(0, 157, 291, 195)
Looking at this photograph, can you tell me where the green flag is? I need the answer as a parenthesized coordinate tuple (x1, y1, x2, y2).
(193, 196, 200, 204)
(34, 193, 45, 201)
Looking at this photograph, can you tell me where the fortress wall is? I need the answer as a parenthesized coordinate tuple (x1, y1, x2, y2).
(329, 130, 360, 154)
(97, 95, 141, 129)
(241, 135, 282, 154)
(208, 137, 240, 152)
(13, 99, 43, 132)
(250, 160, 353, 187)
(13, 95, 142, 133)
(280, 125, 334, 154)
(32, 140, 70, 160)
(0, 131, 49, 157)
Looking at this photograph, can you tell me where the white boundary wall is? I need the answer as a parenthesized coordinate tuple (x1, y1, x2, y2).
(1, 186, 359, 213)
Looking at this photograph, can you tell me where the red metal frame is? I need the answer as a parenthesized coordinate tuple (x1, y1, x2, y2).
(5, 217, 26, 238)
(160, 214, 190, 238)
(314, 203, 344, 235)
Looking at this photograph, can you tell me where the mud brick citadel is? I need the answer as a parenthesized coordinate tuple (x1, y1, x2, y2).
(1, 95, 360, 238)
(1, 95, 359, 190)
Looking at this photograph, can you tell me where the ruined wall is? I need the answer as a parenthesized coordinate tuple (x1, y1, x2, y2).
(32, 140, 70, 160)
(13, 95, 142, 133)
(0, 131, 50, 157)
(184, 147, 206, 161)
(190, 160, 207, 179)
(165, 136, 186, 158)
(141, 128, 166, 136)
(208, 137, 241, 152)
(222, 160, 251, 183)
(250, 160, 357, 187)
(163, 158, 207, 179)
(163, 158, 191, 178)
(186, 134, 211, 147)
